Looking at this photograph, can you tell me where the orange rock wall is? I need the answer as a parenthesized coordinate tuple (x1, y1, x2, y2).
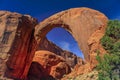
(0, 11, 38, 79)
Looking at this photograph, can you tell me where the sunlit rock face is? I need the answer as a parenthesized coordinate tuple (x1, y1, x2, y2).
(0, 11, 23, 64)
(0, 7, 108, 79)
(0, 11, 21, 79)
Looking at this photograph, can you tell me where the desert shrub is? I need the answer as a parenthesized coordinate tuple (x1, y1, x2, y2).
(97, 20, 120, 80)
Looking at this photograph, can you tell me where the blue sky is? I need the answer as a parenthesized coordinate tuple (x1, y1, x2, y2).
(46, 27, 84, 58)
(0, 0, 120, 58)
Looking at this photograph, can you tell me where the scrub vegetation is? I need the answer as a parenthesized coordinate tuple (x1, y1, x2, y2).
(97, 20, 120, 80)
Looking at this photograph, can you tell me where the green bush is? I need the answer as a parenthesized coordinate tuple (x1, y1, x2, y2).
(101, 35, 113, 50)
(97, 20, 120, 80)
(106, 20, 120, 39)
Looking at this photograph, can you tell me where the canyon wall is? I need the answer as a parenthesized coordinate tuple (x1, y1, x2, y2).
(0, 11, 38, 79)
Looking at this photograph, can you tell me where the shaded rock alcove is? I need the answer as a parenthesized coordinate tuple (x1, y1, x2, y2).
(0, 7, 108, 79)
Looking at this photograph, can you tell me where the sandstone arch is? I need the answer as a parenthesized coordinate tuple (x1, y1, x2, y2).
(35, 7, 108, 62)
(2, 8, 108, 79)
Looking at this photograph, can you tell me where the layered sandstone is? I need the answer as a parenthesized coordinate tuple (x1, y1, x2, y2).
(28, 50, 71, 79)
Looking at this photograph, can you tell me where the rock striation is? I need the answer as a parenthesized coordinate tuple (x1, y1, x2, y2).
(28, 50, 71, 79)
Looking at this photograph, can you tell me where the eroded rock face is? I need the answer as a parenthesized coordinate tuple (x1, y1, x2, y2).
(38, 37, 83, 68)
(0, 11, 38, 79)
(0, 11, 21, 79)
(28, 50, 71, 79)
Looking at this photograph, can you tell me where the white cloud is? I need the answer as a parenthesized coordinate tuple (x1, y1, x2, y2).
(59, 41, 84, 59)
(70, 43, 84, 58)
(59, 41, 70, 51)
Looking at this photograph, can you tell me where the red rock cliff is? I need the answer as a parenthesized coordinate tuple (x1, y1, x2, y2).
(0, 11, 38, 79)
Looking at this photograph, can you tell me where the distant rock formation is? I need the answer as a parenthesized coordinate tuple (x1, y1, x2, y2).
(0, 7, 108, 79)
(28, 50, 71, 79)
(38, 37, 84, 68)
